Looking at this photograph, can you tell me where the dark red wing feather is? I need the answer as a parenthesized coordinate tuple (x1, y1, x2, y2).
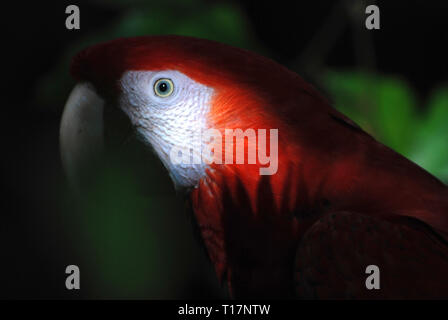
(295, 211, 448, 299)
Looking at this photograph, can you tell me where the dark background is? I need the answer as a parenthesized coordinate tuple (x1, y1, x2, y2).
(2, 0, 447, 299)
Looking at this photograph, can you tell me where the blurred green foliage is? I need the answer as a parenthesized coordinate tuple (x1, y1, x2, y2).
(78, 163, 160, 297)
(65, 153, 224, 299)
(325, 71, 448, 183)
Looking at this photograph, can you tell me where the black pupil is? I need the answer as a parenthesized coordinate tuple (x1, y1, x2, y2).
(159, 82, 168, 92)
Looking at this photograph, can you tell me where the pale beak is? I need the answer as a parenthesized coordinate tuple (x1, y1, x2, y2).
(60, 82, 104, 189)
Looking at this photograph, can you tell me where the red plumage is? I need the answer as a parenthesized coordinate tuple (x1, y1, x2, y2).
(72, 35, 448, 298)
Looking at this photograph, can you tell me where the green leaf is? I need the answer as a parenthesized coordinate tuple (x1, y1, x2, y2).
(374, 77, 418, 155)
(324, 71, 377, 133)
(410, 87, 448, 182)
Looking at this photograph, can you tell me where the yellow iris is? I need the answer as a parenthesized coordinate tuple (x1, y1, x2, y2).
(154, 78, 174, 97)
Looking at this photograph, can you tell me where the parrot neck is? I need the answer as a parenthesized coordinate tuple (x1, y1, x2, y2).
(188, 137, 448, 297)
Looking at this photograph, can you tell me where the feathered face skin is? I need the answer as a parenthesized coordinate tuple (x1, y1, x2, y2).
(119, 69, 214, 188)
(61, 35, 448, 299)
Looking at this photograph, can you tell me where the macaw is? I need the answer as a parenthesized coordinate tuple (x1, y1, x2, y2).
(60, 35, 448, 299)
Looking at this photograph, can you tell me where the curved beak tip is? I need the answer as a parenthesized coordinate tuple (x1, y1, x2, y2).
(60, 82, 105, 189)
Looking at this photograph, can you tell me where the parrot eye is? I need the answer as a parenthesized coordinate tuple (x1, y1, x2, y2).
(154, 78, 174, 97)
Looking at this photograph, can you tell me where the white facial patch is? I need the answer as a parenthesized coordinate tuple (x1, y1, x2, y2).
(119, 70, 214, 189)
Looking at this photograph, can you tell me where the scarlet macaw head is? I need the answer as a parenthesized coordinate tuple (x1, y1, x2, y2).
(60, 35, 325, 190)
